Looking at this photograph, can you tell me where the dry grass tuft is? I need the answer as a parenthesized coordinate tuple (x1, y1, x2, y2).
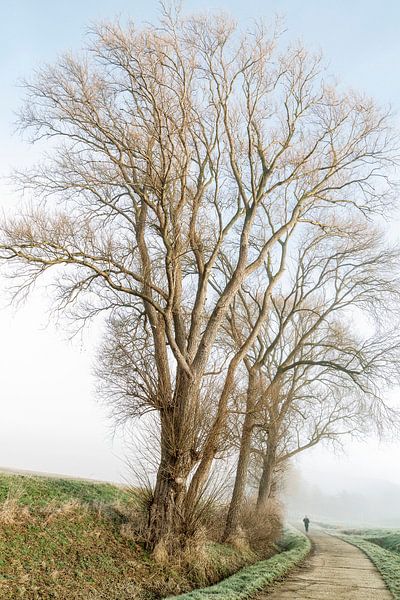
(42, 498, 84, 523)
(0, 498, 31, 525)
(240, 498, 283, 555)
(224, 525, 251, 552)
(0, 486, 31, 525)
(119, 521, 137, 542)
(152, 538, 171, 564)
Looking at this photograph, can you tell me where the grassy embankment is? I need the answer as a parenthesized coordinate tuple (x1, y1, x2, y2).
(167, 527, 311, 600)
(0, 472, 291, 600)
(335, 528, 400, 599)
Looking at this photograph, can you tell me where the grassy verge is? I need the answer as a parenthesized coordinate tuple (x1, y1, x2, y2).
(0, 473, 263, 600)
(167, 527, 311, 600)
(335, 530, 400, 599)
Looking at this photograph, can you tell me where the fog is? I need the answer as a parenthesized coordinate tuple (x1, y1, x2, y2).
(283, 448, 400, 528)
(284, 470, 400, 528)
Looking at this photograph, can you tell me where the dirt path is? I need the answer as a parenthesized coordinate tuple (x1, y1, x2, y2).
(255, 530, 392, 599)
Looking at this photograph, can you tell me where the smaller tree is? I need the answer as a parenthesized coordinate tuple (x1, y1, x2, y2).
(222, 223, 400, 540)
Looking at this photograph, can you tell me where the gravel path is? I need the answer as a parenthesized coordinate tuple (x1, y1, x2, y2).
(255, 530, 392, 599)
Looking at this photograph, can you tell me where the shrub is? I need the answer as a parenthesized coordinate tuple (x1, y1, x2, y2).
(239, 498, 283, 555)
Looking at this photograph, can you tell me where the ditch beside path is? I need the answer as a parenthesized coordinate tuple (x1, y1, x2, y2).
(255, 529, 392, 600)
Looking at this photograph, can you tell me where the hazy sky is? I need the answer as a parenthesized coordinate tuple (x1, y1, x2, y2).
(1, 0, 400, 488)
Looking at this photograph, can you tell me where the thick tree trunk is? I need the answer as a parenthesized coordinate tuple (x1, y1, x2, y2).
(148, 374, 199, 551)
(268, 474, 279, 500)
(256, 438, 277, 511)
(148, 462, 187, 547)
(147, 413, 190, 549)
(223, 371, 257, 541)
(222, 412, 254, 540)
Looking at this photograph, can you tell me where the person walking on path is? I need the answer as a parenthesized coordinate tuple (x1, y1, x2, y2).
(303, 516, 310, 532)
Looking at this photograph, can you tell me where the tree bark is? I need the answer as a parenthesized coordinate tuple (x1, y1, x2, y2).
(148, 374, 199, 550)
(223, 412, 254, 540)
(223, 371, 257, 541)
(256, 437, 277, 511)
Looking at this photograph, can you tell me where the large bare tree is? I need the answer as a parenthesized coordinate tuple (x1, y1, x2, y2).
(0, 7, 397, 548)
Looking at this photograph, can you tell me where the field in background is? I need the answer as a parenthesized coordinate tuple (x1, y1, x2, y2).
(0, 473, 259, 600)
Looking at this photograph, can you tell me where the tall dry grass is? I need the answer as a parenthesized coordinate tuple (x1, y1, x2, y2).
(238, 498, 283, 555)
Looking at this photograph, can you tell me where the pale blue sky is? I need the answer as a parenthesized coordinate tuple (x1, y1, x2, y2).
(2, 1, 400, 105)
(2, 1, 400, 95)
(2, 1, 400, 178)
(0, 1, 400, 486)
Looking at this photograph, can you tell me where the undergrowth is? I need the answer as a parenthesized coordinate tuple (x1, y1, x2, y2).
(167, 527, 311, 600)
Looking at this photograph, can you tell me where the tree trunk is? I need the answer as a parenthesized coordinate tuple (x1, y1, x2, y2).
(148, 461, 187, 548)
(147, 415, 189, 549)
(222, 371, 257, 541)
(256, 438, 277, 511)
(223, 412, 254, 540)
(185, 359, 239, 513)
(148, 374, 199, 551)
(268, 474, 279, 500)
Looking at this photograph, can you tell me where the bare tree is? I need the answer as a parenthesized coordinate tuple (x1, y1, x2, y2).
(252, 371, 381, 511)
(222, 224, 400, 540)
(0, 7, 397, 549)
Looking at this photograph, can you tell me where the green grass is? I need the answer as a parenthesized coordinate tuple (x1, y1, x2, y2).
(0, 472, 267, 600)
(335, 529, 400, 599)
(166, 527, 311, 600)
(0, 472, 131, 507)
(0, 474, 157, 599)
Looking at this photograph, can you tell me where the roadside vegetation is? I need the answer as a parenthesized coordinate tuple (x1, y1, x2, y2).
(168, 527, 311, 600)
(0, 473, 284, 600)
(336, 529, 400, 599)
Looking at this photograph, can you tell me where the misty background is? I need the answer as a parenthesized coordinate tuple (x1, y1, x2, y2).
(1, 0, 400, 527)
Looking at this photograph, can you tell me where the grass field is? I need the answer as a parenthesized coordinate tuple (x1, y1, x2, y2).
(336, 528, 400, 599)
(0, 473, 263, 600)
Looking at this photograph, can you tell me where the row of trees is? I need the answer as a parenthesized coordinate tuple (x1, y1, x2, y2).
(1, 7, 399, 553)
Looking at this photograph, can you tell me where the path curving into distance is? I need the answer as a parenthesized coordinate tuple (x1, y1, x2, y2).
(255, 530, 392, 600)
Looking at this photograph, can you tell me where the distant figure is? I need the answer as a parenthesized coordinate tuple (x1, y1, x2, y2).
(303, 516, 310, 532)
